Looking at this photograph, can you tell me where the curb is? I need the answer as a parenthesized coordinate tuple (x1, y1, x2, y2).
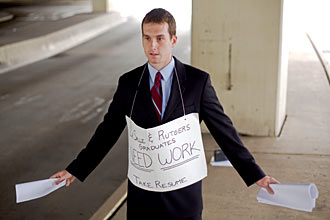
(0, 12, 127, 75)
(0, 12, 14, 23)
(90, 179, 127, 220)
(306, 32, 330, 86)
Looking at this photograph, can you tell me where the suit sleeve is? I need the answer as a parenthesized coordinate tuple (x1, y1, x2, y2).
(200, 75, 265, 186)
(66, 76, 128, 182)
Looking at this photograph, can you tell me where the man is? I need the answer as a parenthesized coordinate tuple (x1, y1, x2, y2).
(52, 8, 279, 220)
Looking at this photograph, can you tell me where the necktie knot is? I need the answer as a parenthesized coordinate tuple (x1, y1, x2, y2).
(155, 72, 162, 87)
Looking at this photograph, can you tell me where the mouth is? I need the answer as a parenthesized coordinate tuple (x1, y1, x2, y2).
(150, 53, 159, 57)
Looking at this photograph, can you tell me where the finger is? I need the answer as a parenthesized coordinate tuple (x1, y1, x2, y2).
(50, 173, 60, 179)
(270, 178, 280, 184)
(266, 185, 274, 195)
(65, 179, 70, 187)
(69, 176, 76, 186)
(64, 177, 73, 187)
(55, 177, 65, 185)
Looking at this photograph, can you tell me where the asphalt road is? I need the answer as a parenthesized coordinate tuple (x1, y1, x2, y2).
(0, 17, 190, 219)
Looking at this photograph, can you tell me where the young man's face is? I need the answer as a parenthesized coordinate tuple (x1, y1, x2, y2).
(142, 22, 177, 70)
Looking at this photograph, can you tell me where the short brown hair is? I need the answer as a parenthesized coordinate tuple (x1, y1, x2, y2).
(142, 8, 176, 38)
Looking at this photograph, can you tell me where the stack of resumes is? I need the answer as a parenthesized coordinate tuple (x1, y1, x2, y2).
(16, 178, 66, 203)
(257, 183, 319, 212)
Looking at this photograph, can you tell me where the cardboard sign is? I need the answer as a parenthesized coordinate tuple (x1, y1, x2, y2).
(126, 113, 207, 192)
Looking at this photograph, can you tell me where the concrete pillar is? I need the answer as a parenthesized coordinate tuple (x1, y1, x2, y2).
(92, 0, 114, 12)
(192, 0, 289, 136)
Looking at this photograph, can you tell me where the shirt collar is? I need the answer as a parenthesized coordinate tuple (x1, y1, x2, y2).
(148, 57, 175, 83)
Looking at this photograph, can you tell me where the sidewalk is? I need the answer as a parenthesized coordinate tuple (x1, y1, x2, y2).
(99, 31, 330, 220)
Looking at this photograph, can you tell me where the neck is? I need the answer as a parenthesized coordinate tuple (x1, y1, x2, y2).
(150, 56, 172, 70)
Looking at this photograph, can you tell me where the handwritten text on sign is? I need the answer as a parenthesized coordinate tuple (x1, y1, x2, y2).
(126, 113, 207, 192)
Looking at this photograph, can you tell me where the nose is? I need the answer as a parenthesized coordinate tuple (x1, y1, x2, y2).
(151, 39, 157, 49)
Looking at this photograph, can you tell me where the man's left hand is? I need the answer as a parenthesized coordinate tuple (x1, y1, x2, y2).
(256, 176, 280, 195)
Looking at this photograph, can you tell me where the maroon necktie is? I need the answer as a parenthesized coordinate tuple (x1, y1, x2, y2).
(151, 72, 162, 121)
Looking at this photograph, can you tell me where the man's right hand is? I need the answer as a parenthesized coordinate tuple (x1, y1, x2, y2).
(50, 170, 76, 187)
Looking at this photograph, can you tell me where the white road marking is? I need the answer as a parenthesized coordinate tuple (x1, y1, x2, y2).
(59, 97, 110, 123)
(14, 94, 42, 106)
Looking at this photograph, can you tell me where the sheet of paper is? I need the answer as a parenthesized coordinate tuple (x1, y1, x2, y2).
(16, 178, 66, 203)
(257, 183, 319, 212)
(210, 156, 233, 167)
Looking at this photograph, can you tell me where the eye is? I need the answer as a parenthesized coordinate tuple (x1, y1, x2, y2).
(157, 37, 163, 41)
(144, 36, 150, 40)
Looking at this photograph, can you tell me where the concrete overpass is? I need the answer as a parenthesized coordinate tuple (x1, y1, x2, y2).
(0, 0, 329, 219)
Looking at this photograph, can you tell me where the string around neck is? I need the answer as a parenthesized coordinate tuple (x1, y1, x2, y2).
(174, 66, 186, 117)
(129, 64, 147, 118)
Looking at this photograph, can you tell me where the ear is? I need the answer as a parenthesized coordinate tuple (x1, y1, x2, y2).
(171, 35, 178, 48)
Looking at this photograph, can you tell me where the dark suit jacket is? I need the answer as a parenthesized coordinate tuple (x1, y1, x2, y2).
(66, 57, 265, 219)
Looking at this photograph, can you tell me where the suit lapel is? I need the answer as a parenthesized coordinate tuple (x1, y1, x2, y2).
(133, 64, 159, 126)
(163, 57, 187, 122)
